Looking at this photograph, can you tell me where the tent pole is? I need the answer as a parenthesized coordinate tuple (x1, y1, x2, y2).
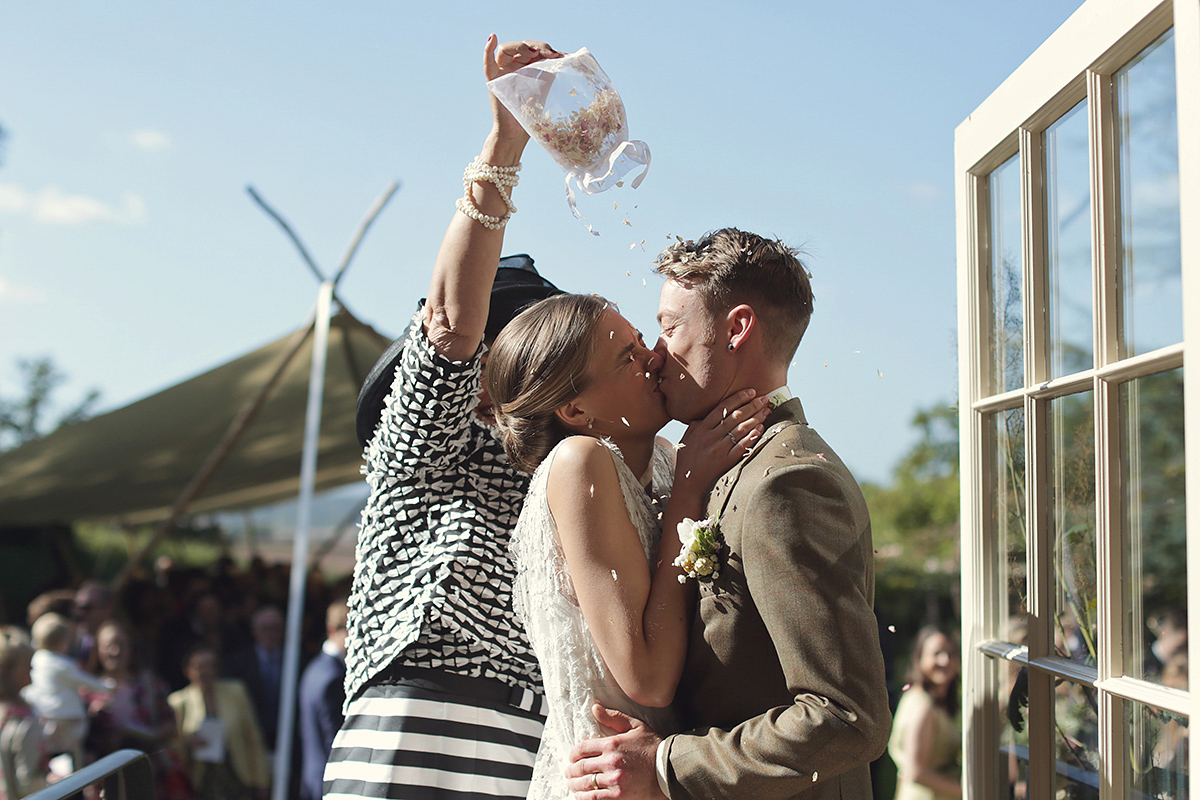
(110, 313, 317, 593)
(273, 280, 333, 800)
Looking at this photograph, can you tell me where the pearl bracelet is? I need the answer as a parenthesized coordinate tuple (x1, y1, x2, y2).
(457, 156, 521, 229)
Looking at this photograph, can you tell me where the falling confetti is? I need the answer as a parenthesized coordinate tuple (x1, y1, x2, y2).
(613, 201, 618, 210)
(674, 442, 686, 449)
(589, 485, 595, 497)
(610, 330, 615, 339)
(630, 242, 638, 250)
(642, 278, 647, 286)
(812, 772, 819, 783)
(621, 416, 630, 426)
(626, 271, 632, 276)
(685, 470, 691, 478)
(902, 683, 912, 691)
(722, 408, 728, 419)
(616, 180, 624, 187)
(888, 625, 896, 633)
(623, 219, 632, 227)
(611, 570, 618, 581)
(877, 370, 883, 378)
(824, 361, 829, 368)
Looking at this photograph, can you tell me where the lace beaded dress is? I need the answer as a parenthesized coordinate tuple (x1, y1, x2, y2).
(511, 438, 679, 800)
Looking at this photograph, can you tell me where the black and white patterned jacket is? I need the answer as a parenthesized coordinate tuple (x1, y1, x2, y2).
(343, 311, 543, 707)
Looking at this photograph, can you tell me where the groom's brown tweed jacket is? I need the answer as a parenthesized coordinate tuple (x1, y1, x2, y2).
(665, 398, 892, 800)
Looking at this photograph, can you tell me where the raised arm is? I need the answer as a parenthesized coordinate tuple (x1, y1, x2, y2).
(424, 35, 562, 362)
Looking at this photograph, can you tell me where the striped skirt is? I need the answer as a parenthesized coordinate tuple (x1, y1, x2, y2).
(324, 672, 546, 800)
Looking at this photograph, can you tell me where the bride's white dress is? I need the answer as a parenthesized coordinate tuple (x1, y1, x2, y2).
(512, 437, 678, 800)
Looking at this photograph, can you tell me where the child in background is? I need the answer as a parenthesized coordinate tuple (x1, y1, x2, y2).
(23, 613, 111, 772)
(1, 626, 51, 799)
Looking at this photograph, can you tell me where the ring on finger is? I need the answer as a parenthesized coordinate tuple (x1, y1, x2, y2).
(591, 773, 600, 790)
(727, 431, 737, 444)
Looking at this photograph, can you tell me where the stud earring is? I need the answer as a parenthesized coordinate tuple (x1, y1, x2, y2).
(728, 343, 734, 351)
(587, 419, 594, 429)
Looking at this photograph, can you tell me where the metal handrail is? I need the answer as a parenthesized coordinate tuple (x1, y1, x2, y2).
(23, 749, 154, 800)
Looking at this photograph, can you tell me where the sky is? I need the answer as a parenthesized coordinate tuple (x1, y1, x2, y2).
(0, 0, 1085, 487)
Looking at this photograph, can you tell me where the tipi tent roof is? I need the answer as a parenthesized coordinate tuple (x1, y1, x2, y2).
(0, 310, 391, 526)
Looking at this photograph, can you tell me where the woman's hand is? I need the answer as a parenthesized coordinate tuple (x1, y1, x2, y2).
(673, 389, 770, 498)
(484, 35, 563, 142)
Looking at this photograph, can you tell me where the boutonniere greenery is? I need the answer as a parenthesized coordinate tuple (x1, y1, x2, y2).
(674, 517, 725, 584)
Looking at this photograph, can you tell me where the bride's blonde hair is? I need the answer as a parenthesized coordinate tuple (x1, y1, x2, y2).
(487, 294, 610, 473)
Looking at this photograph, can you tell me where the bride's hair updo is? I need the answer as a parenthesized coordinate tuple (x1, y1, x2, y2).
(487, 294, 610, 474)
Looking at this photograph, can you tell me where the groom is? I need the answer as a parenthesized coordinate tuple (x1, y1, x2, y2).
(566, 228, 891, 799)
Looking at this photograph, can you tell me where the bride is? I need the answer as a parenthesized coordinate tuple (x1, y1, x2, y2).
(487, 293, 769, 799)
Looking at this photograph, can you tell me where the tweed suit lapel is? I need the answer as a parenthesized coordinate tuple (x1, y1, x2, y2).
(706, 398, 807, 520)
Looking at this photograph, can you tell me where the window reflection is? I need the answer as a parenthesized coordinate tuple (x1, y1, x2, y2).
(990, 154, 1025, 393)
(1121, 368, 1187, 684)
(1126, 695, 1189, 800)
(1045, 101, 1093, 378)
(993, 408, 1028, 629)
(1117, 30, 1182, 358)
(1051, 392, 1097, 666)
(1054, 679, 1100, 799)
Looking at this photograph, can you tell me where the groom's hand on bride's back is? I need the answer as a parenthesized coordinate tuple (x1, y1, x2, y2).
(566, 704, 667, 799)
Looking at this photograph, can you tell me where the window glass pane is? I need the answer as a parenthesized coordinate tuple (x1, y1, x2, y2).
(995, 655, 1030, 800)
(1053, 679, 1100, 797)
(1045, 101, 1094, 377)
(1050, 392, 1097, 665)
(1126, 697, 1189, 800)
(992, 408, 1028, 634)
(1117, 30, 1181, 357)
(990, 155, 1025, 392)
(1121, 368, 1187, 684)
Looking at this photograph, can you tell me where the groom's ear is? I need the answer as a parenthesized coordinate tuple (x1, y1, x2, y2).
(726, 304, 755, 351)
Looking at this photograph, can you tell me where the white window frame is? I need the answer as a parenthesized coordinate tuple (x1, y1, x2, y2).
(955, 0, 1199, 797)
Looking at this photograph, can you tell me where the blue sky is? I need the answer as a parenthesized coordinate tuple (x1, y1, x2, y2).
(0, 1, 1083, 484)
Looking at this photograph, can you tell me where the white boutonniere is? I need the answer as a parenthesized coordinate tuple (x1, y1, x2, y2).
(673, 517, 725, 584)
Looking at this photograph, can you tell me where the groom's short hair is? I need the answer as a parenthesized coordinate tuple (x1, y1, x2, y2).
(654, 228, 814, 363)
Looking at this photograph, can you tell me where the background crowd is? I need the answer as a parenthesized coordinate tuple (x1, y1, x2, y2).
(0, 558, 351, 800)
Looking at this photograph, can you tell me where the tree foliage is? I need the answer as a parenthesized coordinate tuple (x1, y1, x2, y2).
(867, 401, 962, 676)
(0, 357, 101, 451)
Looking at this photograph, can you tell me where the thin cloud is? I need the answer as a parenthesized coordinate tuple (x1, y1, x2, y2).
(0, 184, 146, 226)
(0, 275, 43, 302)
(0, 183, 30, 214)
(132, 129, 172, 152)
(903, 181, 942, 201)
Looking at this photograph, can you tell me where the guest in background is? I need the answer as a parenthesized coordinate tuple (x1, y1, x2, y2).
(86, 619, 190, 800)
(888, 626, 962, 800)
(169, 644, 269, 800)
(160, 591, 233, 692)
(72, 580, 116, 670)
(25, 591, 75, 632)
(298, 600, 348, 800)
(223, 605, 285, 755)
(24, 612, 111, 773)
(1, 627, 50, 799)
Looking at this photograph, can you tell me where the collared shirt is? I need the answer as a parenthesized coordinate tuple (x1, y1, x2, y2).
(765, 385, 792, 409)
(343, 311, 542, 708)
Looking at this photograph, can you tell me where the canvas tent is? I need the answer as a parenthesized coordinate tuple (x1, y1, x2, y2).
(0, 309, 391, 527)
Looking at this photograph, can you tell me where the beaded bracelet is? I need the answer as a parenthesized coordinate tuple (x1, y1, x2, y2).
(456, 156, 520, 229)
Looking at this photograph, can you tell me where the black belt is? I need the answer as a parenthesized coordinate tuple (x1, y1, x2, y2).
(374, 664, 545, 715)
